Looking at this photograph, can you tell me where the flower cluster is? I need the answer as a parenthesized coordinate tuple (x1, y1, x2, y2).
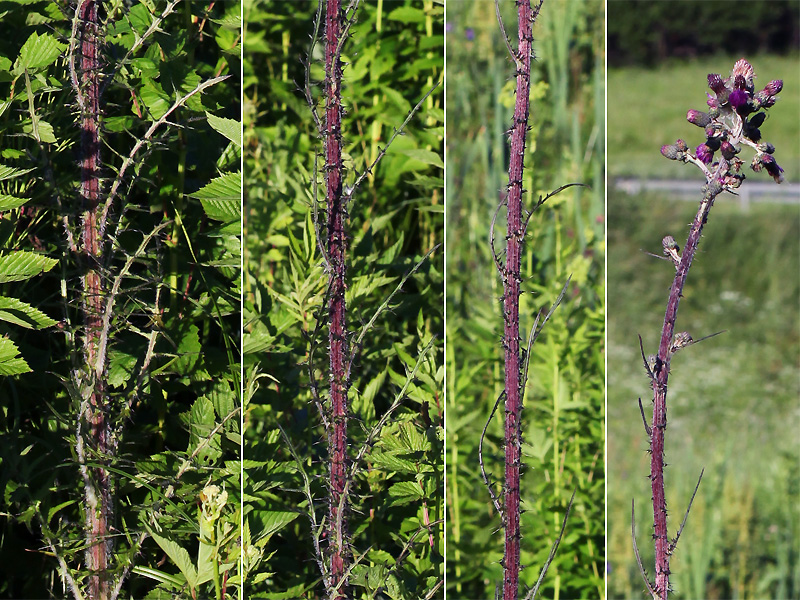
(661, 59, 783, 187)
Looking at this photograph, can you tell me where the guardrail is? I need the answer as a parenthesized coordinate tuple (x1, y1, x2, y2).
(614, 178, 800, 209)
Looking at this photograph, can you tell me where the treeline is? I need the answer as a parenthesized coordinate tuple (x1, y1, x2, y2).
(608, 0, 799, 67)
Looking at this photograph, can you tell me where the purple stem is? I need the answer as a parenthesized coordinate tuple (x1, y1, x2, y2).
(650, 184, 721, 599)
(502, 1, 541, 598)
(324, 0, 349, 597)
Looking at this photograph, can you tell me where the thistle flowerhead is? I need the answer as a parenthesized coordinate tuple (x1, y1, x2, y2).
(667, 59, 784, 190)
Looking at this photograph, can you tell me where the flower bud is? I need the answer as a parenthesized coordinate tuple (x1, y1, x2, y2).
(707, 73, 726, 95)
(760, 154, 784, 183)
(757, 142, 775, 154)
(743, 122, 761, 142)
(675, 139, 688, 151)
(763, 79, 783, 96)
(748, 112, 766, 128)
(696, 144, 714, 164)
(720, 141, 737, 160)
(687, 109, 711, 127)
(661, 144, 681, 160)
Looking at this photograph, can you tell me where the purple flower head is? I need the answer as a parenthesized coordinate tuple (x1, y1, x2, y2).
(733, 74, 747, 91)
(465, 27, 475, 41)
(696, 143, 714, 164)
(445, 21, 453, 33)
(728, 89, 748, 109)
(687, 109, 711, 128)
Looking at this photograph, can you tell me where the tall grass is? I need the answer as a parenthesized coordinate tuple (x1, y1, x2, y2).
(446, 1, 604, 598)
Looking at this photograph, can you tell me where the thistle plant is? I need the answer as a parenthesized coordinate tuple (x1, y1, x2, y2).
(0, 2, 240, 597)
(479, 1, 579, 599)
(632, 58, 784, 600)
(251, 1, 443, 598)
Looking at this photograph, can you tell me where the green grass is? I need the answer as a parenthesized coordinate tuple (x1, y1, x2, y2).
(608, 53, 800, 181)
(607, 188, 800, 599)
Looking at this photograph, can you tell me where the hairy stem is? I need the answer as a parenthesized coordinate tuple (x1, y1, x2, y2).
(501, 2, 542, 598)
(649, 184, 720, 599)
(76, 1, 110, 598)
(324, 0, 349, 597)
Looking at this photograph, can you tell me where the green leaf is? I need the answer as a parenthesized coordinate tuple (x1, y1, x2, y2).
(14, 32, 66, 74)
(190, 172, 241, 222)
(394, 148, 444, 169)
(0, 165, 34, 181)
(388, 481, 424, 506)
(206, 112, 241, 148)
(21, 118, 56, 143)
(145, 524, 198, 590)
(0, 195, 29, 211)
(0, 337, 31, 375)
(0, 297, 57, 329)
(386, 6, 427, 23)
(257, 511, 299, 543)
(0, 251, 57, 283)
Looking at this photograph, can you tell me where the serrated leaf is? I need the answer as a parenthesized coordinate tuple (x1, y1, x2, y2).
(190, 172, 241, 222)
(0, 251, 57, 283)
(0, 165, 34, 181)
(14, 32, 66, 74)
(388, 481, 424, 502)
(143, 525, 197, 589)
(0, 195, 28, 211)
(258, 511, 299, 543)
(0, 337, 31, 375)
(0, 297, 56, 329)
(206, 112, 241, 148)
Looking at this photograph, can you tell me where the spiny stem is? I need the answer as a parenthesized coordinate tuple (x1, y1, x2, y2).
(500, 1, 542, 598)
(323, 0, 349, 597)
(76, 1, 110, 598)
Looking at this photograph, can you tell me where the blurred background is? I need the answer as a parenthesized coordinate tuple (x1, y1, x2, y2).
(607, 1, 800, 598)
(446, 1, 604, 598)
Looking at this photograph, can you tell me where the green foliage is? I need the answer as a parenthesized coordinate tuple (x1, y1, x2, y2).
(0, 2, 241, 598)
(607, 190, 800, 599)
(446, 1, 604, 598)
(608, 0, 799, 66)
(243, 0, 443, 597)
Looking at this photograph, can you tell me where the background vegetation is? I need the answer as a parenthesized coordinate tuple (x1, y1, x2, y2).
(0, 1, 241, 598)
(243, 0, 444, 598)
(445, 1, 605, 598)
(607, 2, 800, 597)
(607, 0, 799, 67)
